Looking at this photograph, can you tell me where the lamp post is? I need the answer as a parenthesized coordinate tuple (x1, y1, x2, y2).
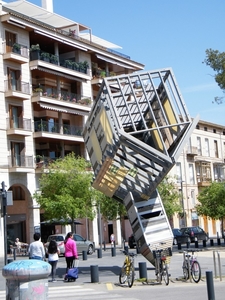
(98, 203, 102, 251)
(180, 180, 186, 227)
(1, 181, 7, 265)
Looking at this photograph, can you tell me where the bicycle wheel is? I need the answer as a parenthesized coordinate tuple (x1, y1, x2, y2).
(191, 261, 201, 283)
(127, 265, 135, 288)
(183, 261, 189, 280)
(161, 263, 169, 285)
(119, 265, 127, 284)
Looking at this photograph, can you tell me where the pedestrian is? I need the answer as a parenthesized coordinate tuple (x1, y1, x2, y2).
(64, 232, 78, 274)
(28, 232, 45, 260)
(110, 233, 115, 247)
(47, 240, 60, 282)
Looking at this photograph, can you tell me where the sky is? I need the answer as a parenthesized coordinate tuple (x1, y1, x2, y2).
(5, 0, 225, 125)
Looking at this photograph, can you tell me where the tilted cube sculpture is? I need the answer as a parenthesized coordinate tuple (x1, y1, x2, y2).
(83, 68, 198, 266)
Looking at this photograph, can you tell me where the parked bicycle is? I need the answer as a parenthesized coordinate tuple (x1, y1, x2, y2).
(182, 249, 201, 283)
(152, 245, 172, 285)
(119, 250, 137, 288)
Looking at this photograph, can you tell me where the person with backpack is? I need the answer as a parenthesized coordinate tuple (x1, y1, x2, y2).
(47, 240, 60, 282)
(64, 232, 78, 274)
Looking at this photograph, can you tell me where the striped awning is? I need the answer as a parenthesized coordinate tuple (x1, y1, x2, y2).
(39, 103, 89, 116)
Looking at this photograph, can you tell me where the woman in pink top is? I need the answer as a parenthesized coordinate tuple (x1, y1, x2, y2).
(64, 232, 78, 273)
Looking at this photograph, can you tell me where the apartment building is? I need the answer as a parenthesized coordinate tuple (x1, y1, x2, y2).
(0, 0, 144, 256)
(169, 119, 225, 237)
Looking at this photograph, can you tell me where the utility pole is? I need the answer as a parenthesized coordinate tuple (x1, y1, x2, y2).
(1, 181, 7, 265)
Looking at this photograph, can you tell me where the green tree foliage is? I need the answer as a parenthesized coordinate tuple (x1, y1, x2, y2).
(203, 49, 225, 104)
(34, 153, 94, 232)
(196, 182, 225, 222)
(158, 176, 182, 219)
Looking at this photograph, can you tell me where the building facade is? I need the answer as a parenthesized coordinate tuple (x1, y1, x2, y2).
(169, 119, 225, 236)
(0, 0, 144, 257)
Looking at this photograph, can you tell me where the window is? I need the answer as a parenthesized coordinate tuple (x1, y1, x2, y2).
(7, 68, 21, 91)
(205, 138, 210, 157)
(197, 137, 202, 155)
(190, 190, 195, 207)
(9, 105, 23, 129)
(9, 186, 25, 200)
(10, 141, 25, 167)
(214, 140, 219, 158)
(204, 127, 207, 131)
(196, 125, 200, 130)
(213, 129, 216, 133)
(5, 31, 16, 51)
(176, 162, 182, 182)
(189, 164, 195, 184)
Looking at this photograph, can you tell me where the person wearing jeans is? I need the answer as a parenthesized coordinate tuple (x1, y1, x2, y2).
(47, 240, 60, 282)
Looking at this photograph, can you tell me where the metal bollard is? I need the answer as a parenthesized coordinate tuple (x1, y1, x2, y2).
(213, 250, 222, 281)
(90, 265, 99, 283)
(210, 239, 214, 246)
(217, 238, 221, 246)
(139, 262, 147, 280)
(195, 241, 199, 248)
(124, 246, 128, 253)
(82, 250, 87, 261)
(97, 248, 102, 258)
(103, 241, 106, 251)
(111, 247, 116, 257)
(7, 258, 13, 264)
(177, 243, 181, 250)
(13, 248, 16, 260)
(203, 240, 206, 247)
(206, 271, 215, 300)
(186, 241, 190, 249)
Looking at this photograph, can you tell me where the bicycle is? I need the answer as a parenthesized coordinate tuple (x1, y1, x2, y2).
(182, 249, 201, 283)
(152, 246, 172, 285)
(119, 250, 137, 288)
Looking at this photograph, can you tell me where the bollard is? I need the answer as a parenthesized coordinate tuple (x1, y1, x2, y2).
(177, 243, 181, 250)
(217, 238, 221, 246)
(7, 258, 13, 264)
(203, 240, 206, 247)
(2, 259, 51, 300)
(136, 247, 140, 254)
(111, 247, 116, 257)
(139, 262, 147, 280)
(206, 271, 215, 300)
(124, 246, 128, 253)
(82, 250, 87, 261)
(90, 265, 99, 283)
(93, 242, 95, 252)
(186, 241, 190, 249)
(123, 240, 126, 250)
(13, 248, 16, 260)
(103, 241, 106, 251)
(195, 241, 199, 248)
(97, 248, 102, 258)
(210, 239, 214, 246)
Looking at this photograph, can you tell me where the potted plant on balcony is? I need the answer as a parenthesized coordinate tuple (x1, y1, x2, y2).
(30, 44, 40, 60)
(64, 60, 73, 69)
(50, 54, 58, 65)
(72, 61, 79, 71)
(12, 43, 21, 54)
(40, 52, 50, 62)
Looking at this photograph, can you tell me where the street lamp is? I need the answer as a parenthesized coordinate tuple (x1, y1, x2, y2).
(178, 180, 186, 227)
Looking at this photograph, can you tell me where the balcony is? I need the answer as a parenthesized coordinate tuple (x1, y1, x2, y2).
(33, 120, 84, 141)
(30, 49, 90, 80)
(3, 42, 29, 64)
(4, 80, 30, 99)
(7, 117, 32, 136)
(8, 155, 34, 172)
(35, 156, 58, 169)
(32, 90, 92, 111)
(186, 146, 198, 157)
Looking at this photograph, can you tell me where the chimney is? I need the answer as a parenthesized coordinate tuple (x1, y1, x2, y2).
(41, 0, 53, 13)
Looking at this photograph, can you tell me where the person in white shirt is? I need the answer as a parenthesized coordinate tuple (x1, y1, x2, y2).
(47, 240, 60, 282)
(28, 233, 45, 260)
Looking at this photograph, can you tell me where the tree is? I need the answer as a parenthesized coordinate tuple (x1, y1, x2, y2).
(34, 153, 94, 232)
(196, 182, 225, 236)
(157, 176, 182, 219)
(203, 49, 225, 104)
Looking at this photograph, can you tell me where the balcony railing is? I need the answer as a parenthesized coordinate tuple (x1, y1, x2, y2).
(4, 80, 30, 94)
(7, 118, 32, 131)
(34, 120, 83, 136)
(30, 50, 89, 74)
(4, 42, 29, 58)
(32, 89, 92, 106)
(35, 156, 58, 169)
(8, 155, 33, 168)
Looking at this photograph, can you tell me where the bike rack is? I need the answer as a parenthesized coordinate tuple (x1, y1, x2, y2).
(213, 250, 222, 281)
(183, 251, 192, 283)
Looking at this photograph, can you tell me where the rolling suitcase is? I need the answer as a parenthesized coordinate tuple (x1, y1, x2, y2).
(64, 260, 79, 282)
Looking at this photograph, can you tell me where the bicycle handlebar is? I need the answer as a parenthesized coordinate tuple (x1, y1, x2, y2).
(120, 250, 137, 257)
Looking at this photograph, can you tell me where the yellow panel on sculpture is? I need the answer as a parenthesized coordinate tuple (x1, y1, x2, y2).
(99, 108, 113, 145)
(90, 129, 102, 163)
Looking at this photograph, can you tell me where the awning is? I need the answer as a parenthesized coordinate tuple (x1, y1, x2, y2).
(96, 54, 135, 69)
(40, 219, 82, 225)
(39, 103, 89, 116)
(31, 66, 86, 82)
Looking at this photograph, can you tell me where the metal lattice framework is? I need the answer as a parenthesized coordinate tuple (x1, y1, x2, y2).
(83, 68, 198, 265)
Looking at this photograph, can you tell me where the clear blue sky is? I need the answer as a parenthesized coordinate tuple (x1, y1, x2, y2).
(7, 0, 225, 125)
